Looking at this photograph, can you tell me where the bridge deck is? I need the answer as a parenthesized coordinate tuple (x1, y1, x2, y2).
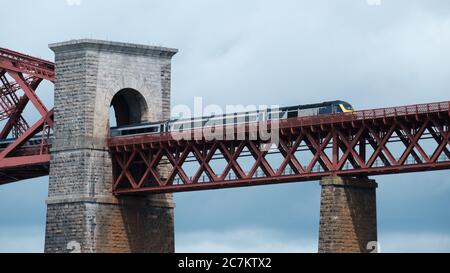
(1, 47, 449, 192)
(108, 101, 450, 194)
(0, 47, 54, 185)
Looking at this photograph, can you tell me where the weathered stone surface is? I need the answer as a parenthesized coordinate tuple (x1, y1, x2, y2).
(318, 176, 378, 253)
(45, 39, 177, 253)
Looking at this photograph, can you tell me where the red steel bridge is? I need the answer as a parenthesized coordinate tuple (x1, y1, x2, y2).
(0, 47, 53, 183)
(1, 47, 449, 193)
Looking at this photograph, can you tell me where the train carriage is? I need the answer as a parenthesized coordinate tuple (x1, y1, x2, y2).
(110, 100, 354, 137)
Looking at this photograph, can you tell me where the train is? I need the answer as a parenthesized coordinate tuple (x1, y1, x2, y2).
(110, 100, 354, 137)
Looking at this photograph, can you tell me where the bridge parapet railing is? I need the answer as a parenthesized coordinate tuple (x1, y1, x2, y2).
(277, 101, 450, 129)
(354, 101, 450, 120)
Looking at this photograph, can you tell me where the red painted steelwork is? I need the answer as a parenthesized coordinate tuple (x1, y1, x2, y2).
(0, 47, 54, 184)
(109, 101, 450, 194)
(1, 47, 449, 193)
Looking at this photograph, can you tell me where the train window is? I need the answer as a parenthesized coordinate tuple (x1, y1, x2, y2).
(344, 103, 353, 111)
(335, 102, 353, 113)
(172, 122, 185, 130)
(206, 116, 222, 127)
(278, 111, 287, 119)
(258, 112, 265, 121)
(235, 114, 246, 124)
(287, 110, 298, 119)
(319, 106, 331, 115)
(248, 114, 257, 122)
(193, 120, 202, 129)
(226, 115, 235, 125)
(110, 130, 120, 137)
(145, 126, 159, 133)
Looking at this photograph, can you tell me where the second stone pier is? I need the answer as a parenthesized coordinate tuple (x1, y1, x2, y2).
(318, 176, 378, 253)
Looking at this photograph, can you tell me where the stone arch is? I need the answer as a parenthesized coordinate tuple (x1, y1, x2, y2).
(110, 88, 149, 127)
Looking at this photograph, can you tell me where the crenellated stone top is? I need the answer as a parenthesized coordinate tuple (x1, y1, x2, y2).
(49, 39, 178, 58)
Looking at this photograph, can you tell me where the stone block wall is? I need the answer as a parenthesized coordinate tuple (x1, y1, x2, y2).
(318, 176, 378, 253)
(45, 39, 177, 253)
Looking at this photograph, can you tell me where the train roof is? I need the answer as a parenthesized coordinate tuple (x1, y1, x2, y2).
(281, 100, 352, 110)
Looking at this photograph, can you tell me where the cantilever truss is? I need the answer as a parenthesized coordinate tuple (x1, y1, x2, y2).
(0, 47, 54, 184)
(109, 102, 450, 194)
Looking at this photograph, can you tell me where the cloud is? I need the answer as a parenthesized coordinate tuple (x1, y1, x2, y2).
(0, 226, 44, 253)
(176, 228, 450, 253)
(379, 232, 450, 253)
(65, 0, 81, 6)
(1, 225, 449, 253)
(3, 1, 450, 109)
(366, 0, 383, 6)
(176, 228, 317, 253)
(0, 177, 48, 227)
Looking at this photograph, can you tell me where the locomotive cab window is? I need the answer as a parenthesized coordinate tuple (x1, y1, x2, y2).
(335, 101, 354, 113)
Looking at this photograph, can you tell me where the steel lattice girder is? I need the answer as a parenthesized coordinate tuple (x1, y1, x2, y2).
(109, 101, 450, 194)
(0, 47, 55, 185)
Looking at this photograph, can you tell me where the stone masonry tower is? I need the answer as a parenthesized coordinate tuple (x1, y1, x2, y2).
(44, 39, 177, 253)
(318, 176, 378, 253)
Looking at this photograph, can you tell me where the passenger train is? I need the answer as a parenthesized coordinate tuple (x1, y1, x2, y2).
(110, 100, 354, 137)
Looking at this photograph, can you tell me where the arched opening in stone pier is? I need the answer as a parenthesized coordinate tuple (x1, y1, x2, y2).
(109, 88, 149, 128)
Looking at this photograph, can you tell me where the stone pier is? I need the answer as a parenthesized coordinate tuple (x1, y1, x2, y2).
(318, 176, 378, 253)
(44, 39, 177, 253)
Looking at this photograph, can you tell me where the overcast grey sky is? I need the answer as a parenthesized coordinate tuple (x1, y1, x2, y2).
(1, 0, 450, 252)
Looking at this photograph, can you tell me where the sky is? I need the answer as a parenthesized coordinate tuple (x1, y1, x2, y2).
(1, 0, 450, 252)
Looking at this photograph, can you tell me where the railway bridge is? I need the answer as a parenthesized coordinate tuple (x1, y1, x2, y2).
(0, 39, 449, 253)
